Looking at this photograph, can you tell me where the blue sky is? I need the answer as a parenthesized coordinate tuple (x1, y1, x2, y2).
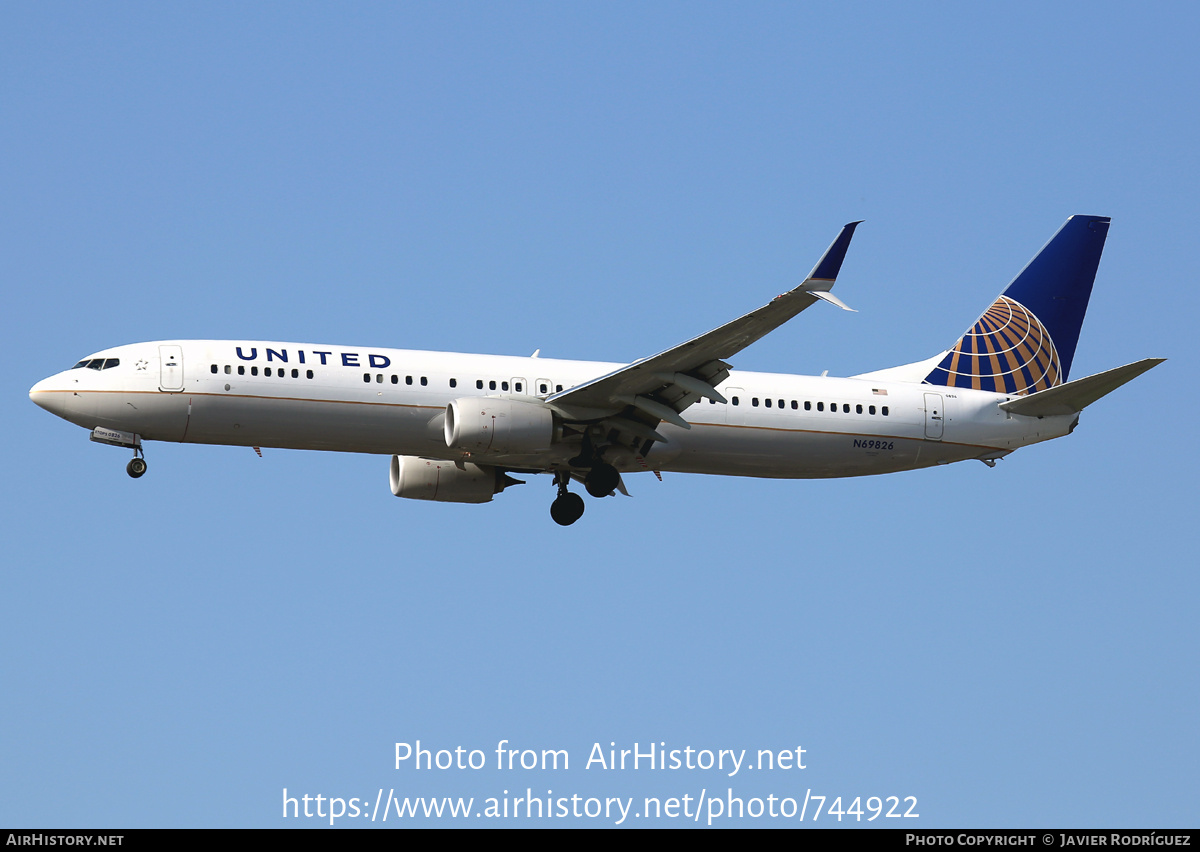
(3, 2, 1196, 827)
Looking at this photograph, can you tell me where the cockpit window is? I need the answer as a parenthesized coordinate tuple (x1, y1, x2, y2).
(71, 358, 119, 370)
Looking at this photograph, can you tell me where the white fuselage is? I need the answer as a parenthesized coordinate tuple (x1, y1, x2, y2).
(29, 339, 1076, 479)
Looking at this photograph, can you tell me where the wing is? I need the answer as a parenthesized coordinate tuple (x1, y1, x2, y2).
(546, 222, 861, 443)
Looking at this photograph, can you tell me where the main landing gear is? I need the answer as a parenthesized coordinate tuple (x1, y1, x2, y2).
(569, 434, 620, 498)
(550, 472, 586, 526)
(584, 462, 619, 498)
(549, 463, 622, 526)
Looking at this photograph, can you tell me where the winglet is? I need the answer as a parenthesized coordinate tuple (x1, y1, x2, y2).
(806, 221, 862, 282)
(809, 290, 857, 312)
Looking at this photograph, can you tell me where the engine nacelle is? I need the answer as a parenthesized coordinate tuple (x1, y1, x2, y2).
(444, 397, 556, 454)
(390, 456, 503, 503)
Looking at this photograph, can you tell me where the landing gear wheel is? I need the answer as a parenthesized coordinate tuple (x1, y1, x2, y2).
(584, 463, 619, 498)
(550, 492, 585, 526)
(127, 457, 147, 479)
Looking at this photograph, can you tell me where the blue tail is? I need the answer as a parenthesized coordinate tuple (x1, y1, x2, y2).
(923, 215, 1110, 395)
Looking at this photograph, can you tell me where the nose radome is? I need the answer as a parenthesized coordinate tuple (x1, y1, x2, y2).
(30, 376, 69, 417)
(30, 377, 49, 406)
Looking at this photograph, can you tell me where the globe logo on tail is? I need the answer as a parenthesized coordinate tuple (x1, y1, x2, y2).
(924, 295, 1061, 395)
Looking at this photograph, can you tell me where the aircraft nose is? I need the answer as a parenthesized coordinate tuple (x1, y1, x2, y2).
(30, 375, 69, 417)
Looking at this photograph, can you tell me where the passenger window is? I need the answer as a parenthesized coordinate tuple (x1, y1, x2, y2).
(477, 380, 484, 389)
(752, 398, 759, 407)
(406, 376, 413, 385)
(306, 370, 313, 379)
(556, 384, 563, 392)
(791, 400, 798, 410)
(375, 373, 382, 383)
(391, 375, 398, 384)
(450, 378, 457, 388)
(420, 377, 427, 386)
(732, 396, 739, 405)
(804, 401, 811, 411)
(515, 382, 522, 392)
(265, 368, 272, 377)
(882, 406, 889, 416)
(251, 366, 258, 376)
(363, 373, 371, 383)
(211, 364, 218, 374)
(539, 383, 547, 394)
(501, 381, 509, 391)
(225, 365, 232, 374)
(869, 405, 876, 415)
(238, 366, 245, 375)
(817, 402, 824, 411)
(489, 381, 496, 390)
(856, 404, 863, 414)
(293, 369, 300, 378)
(764, 399, 771, 408)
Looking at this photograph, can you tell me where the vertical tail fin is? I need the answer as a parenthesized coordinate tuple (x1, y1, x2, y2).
(922, 215, 1110, 394)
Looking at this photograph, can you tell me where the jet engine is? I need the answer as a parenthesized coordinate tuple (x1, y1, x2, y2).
(390, 455, 519, 503)
(443, 397, 557, 454)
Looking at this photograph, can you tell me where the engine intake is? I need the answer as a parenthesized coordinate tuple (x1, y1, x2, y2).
(444, 397, 556, 454)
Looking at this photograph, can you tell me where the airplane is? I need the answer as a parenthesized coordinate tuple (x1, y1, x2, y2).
(29, 215, 1163, 526)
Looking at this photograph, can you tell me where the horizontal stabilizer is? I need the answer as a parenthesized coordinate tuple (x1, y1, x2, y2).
(998, 358, 1164, 417)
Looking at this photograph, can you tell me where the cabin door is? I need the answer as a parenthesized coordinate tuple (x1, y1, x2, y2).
(159, 345, 184, 392)
(923, 392, 944, 440)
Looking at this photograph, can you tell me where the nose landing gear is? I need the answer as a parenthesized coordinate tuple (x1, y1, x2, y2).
(126, 449, 147, 479)
(90, 428, 147, 479)
(549, 471, 585, 526)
